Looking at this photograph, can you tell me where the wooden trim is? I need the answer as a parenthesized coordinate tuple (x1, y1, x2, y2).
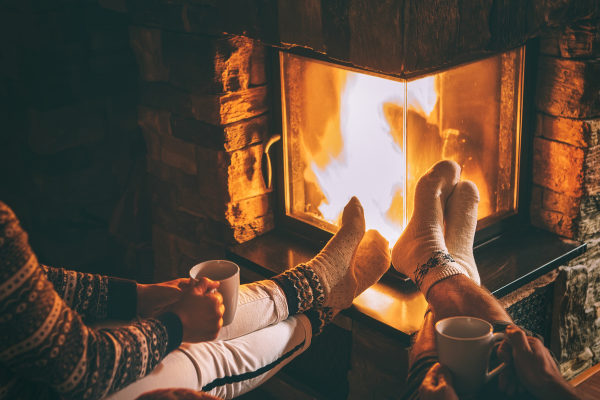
(570, 363, 600, 387)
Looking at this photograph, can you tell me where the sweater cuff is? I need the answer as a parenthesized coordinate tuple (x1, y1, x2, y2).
(106, 277, 138, 320)
(156, 312, 184, 354)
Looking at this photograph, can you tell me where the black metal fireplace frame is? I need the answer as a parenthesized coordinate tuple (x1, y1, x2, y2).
(269, 41, 539, 248)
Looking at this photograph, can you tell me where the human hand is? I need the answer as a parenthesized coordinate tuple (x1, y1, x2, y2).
(419, 363, 459, 400)
(137, 279, 194, 318)
(168, 278, 225, 343)
(497, 325, 582, 400)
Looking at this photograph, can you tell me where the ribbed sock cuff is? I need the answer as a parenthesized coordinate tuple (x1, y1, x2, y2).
(304, 308, 335, 337)
(106, 277, 138, 320)
(305, 309, 323, 336)
(421, 263, 465, 300)
(155, 312, 183, 354)
(271, 275, 299, 315)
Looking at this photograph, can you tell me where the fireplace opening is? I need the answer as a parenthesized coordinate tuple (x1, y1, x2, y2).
(275, 47, 528, 247)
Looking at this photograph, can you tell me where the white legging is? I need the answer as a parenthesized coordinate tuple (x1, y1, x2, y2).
(104, 280, 312, 399)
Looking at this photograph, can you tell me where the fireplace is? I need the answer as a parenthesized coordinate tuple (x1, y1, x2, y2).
(5, 1, 598, 398)
(275, 48, 526, 246)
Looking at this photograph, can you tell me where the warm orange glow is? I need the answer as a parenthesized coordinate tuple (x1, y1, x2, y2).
(305, 72, 407, 243)
(303, 73, 441, 246)
(282, 50, 522, 247)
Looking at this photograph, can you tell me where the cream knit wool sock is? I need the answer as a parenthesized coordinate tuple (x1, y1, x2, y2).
(353, 229, 390, 297)
(308, 229, 391, 335)
(444, 180, 481, 285)
(307, 196, 366, 309)
(391, 160, 464, 298)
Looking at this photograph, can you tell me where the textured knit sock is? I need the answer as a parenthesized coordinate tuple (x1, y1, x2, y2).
(304, 230, 390, 337)
(352, 229, 390, 296)
(271, 263, 323, 315)
(272, 197, 365, 313)
(444, 180, 481, 285)
(306, 196, 366, 309)
(391, 160, 465, 298)
(305, 307, 337, 336)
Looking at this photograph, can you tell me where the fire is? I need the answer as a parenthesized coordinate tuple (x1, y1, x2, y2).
(303, 70, 438, 246)
(282, 51, 522, 246)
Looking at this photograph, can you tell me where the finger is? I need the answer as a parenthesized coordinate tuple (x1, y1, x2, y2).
(505, 325, 532, 355)
(219, 303, 225, 317)
(210, 291, 224, 305)
(437, 364, 454, 387)
(177, 278, 195, 290)
(527, 337, 546, 354)
(194, 278, 220, 294)
(422, 363, 441, 389)
(497, 340, 513, 364)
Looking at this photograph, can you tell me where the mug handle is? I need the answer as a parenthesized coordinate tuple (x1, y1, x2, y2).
(486, 332, 510, 381)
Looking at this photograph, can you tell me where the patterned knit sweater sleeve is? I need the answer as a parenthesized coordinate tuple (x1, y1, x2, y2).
(0, 202, 183, 400)
(42, 264, 138, 324)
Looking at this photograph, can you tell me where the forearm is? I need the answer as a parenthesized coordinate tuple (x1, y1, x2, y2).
(2, 266, 183, 400)
(43, 265, 138, 323)
(0, 202, 183, 399)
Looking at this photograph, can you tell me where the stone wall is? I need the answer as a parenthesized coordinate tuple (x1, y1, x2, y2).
(0, 0, 152, 281)
(530, 18, 600, 379)
(531, 19, 600, 240)
(126, 10, 274, 281)
(128, 0, 599, 77)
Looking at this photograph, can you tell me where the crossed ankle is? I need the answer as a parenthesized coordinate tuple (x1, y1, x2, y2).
(271, 264, 325, 315)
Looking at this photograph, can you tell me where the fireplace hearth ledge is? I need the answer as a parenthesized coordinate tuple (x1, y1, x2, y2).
(227, 226, 586, 346)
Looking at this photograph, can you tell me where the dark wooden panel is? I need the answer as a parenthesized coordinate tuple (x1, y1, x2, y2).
(475, 226, 586, 297)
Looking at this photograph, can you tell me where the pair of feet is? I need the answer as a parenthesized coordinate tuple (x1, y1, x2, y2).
(291, 160, 480, 315)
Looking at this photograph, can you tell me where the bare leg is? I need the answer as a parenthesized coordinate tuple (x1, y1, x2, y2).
(410, 275, 512, 366)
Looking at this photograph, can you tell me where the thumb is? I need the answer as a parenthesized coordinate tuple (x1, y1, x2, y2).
(194, 277, 220, 294)
(437, 364, 454, 387)
(505, 325, 531, 355)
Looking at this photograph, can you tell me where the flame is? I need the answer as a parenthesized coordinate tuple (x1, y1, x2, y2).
(284, 52, 519, 247)
(302, 73, 439, 246)
(309, 73, 406, 243)
(407, 76, 437, 117)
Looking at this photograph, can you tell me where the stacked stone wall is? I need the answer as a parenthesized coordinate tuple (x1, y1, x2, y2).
(126, 6, 274, 281)
(532, 18, 600, 379)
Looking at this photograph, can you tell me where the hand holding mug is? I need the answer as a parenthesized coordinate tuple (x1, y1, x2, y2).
(419, 363, 459, 400)
(190, 260, 240, 326)
(169, 278, 225, 343)
(136, 278, 194, 318)
(436, 317, 510, 395)
(497, 325, 584, 400)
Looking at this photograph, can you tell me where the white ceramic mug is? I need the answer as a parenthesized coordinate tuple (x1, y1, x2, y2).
(436, 317, 509, 395)
(189, 260, 240, 327)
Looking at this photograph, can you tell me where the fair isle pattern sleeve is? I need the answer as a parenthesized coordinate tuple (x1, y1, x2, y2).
(0, 203, 171, 400)
(42, 265, 109, 323)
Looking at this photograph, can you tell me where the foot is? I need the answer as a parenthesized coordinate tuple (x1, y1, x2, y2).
(391, 160, 464, 298)
(352, 229, 390, 298)
(272, 197, 365, 314)
(444, 180, 481, 285)
(310, 229, 391, 336)
(307, 196, 366, 308)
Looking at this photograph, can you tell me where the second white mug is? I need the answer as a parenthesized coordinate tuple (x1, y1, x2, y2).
(436, 316, 509, 395)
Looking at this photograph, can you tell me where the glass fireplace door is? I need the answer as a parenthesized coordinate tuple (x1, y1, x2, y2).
(279, 48, 524, 247)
